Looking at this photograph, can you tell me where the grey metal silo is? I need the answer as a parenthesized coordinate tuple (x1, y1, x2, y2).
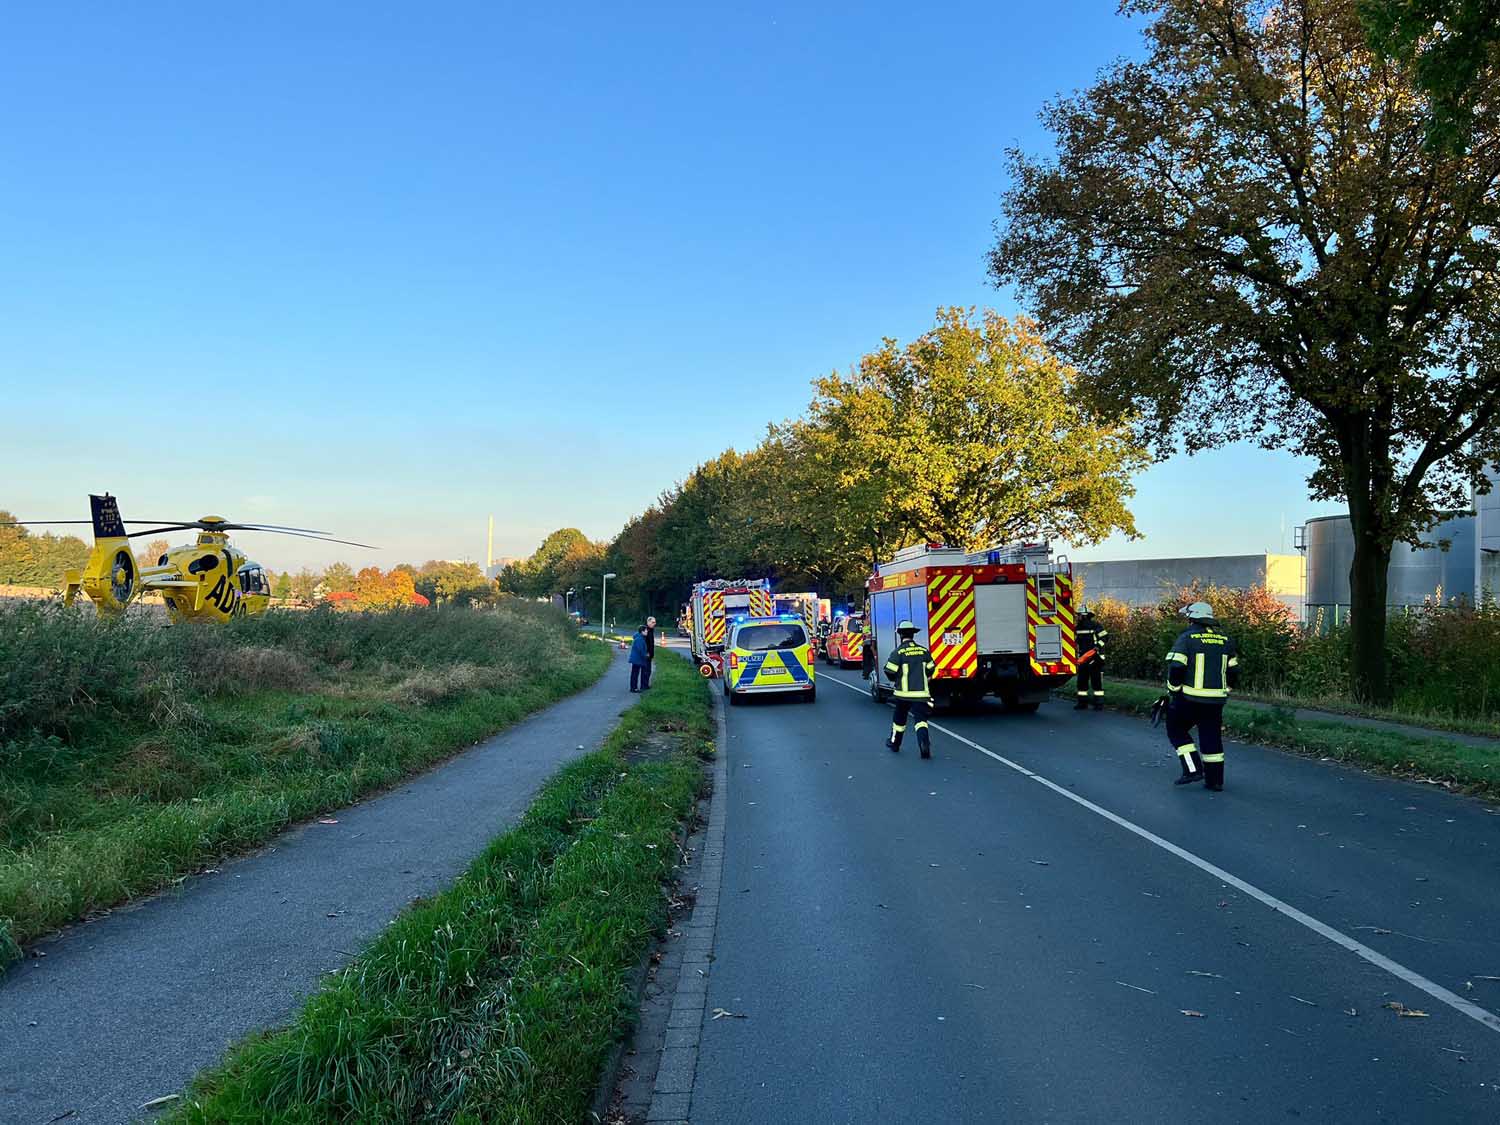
(1301, 511, 1475, 616)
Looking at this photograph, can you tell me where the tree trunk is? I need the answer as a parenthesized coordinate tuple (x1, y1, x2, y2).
(1347, 529, 1393, 706)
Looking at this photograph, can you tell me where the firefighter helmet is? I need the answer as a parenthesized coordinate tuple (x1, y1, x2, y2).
(897, 619, 918, 635)
(1182, 601, 1215, 620)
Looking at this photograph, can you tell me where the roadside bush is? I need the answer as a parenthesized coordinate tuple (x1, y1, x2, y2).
(1093, 582, 1298, 695)
(1092, 583, 1500, 726)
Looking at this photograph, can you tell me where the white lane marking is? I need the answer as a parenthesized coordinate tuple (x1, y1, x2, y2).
(822, 673, 1500, 1035)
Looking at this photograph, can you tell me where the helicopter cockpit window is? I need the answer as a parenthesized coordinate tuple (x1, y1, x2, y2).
(237, 565, 268, 595)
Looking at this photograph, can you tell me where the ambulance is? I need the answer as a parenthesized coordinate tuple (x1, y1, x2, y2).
(688, 577, 773, 678)
(772, 591, 820, 637)
(865, 542, 1077, 711)
(722, 613, 817, 704)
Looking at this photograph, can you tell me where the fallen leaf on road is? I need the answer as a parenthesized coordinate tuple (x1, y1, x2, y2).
(1181, 1010, 1205, 1018)
(318, 818, 339, 825)
(1345, 1008, 1358, 1016)
(1032, 860, 1049, 866)
(711, 1007, 746, 1020)
(1291, 996, 1317, 1007)
(1187, 970, 1222, 978)
(1383, 1001, 1430, 1017)
(139, 1095, 180, 1110)
(929, 863, 940, 868)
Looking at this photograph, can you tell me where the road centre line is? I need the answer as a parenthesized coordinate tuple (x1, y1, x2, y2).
(820, 673, 1500, 1035)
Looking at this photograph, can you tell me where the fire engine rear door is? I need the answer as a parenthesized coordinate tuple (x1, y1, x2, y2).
(973, 583, 1027, 654)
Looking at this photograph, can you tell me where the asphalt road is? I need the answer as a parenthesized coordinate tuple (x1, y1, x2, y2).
(691, 665, 1500, 1123)
(0, 649, 637, 1125)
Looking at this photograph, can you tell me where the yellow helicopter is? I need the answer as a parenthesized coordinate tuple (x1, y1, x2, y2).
(6, 493, 374, 623)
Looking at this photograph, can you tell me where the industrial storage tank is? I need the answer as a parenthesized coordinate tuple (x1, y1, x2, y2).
(1302, 512, 1475, 615)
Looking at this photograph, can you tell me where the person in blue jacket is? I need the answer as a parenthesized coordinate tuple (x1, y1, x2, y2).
(628, 626, 651, 692)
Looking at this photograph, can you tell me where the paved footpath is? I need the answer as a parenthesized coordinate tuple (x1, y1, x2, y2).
(687, 666, 1500, 1124)
(0, 649, 636, 1125)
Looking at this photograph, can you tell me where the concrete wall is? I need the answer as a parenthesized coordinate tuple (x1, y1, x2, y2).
(1072, 554, 1304, 615)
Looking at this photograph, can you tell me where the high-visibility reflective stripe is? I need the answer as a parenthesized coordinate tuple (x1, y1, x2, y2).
(1182, 685, 1229, 699)
(1092, 691, 1105, 697)
(915, 720, 929, 730)
(1201, 753, 1225, 763)
(1220, 654, 1229, 686)
(891, 723, 903, 735)
(1194, 652, 1206, 690)
(1176, 745, 1198, 759)
(1166, 652, 1188, 665)
(1077, 691, 1088, 697)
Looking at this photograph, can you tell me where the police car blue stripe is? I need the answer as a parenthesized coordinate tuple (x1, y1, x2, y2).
(778, 649, 810, 683)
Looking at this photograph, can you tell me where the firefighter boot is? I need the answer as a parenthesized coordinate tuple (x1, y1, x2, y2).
(1203, 757, 1225, 791)
(1174, 747, 1203, 785)
(887, 724, 902, 753)
(917, 728, 931, 760)
(1074, 694, 1089, 710)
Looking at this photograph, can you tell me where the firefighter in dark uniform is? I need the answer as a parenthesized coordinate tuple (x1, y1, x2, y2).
(1165, 601, 1239, 791)
(884, 619, 935, 759)
(1074, 603, 1107, 710)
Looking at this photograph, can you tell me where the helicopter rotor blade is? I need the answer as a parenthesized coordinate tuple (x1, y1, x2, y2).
(237, 528, 380, 549)
(214, 523, 330, 535)
(223, 531, 381, 552)
(124, 525, 209, 538)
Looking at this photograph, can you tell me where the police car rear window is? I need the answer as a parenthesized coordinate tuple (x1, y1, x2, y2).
(734, 623, 806, 651)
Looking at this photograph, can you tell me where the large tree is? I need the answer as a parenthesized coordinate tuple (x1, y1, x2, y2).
(1360, 0, 1500, 150)
(779, 308, 1147, 566)
(990, 0, 1500, 703)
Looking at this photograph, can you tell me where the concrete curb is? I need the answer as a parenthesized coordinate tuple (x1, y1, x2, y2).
(641, 688, 727, 1124)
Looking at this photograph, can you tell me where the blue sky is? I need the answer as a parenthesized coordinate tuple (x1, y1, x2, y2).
(0, 1, 1341, 571)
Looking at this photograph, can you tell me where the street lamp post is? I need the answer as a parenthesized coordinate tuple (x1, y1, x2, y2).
(565, 587, 575, 615)
(601, 573, 617, 638)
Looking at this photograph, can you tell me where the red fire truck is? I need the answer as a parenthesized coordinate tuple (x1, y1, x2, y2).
(688, 578, 774, 678)
(866, 542, 1077, 711)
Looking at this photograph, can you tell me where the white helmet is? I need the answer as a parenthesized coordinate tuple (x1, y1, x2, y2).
(1181, 601, 1214, 620)
(1077, 601, 1090, 614)
(897, 619, 918, 634)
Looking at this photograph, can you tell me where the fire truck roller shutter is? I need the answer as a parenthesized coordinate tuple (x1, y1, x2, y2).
(871, 589, 898, 671)
(973, 583, 1028, 654)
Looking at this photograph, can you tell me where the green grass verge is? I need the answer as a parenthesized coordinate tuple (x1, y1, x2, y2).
(165, 651, 712, 1125)
(0, 602, 612, 965)
(1095, 681, 1500, 799)
(1107, 675, 1500, 741)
